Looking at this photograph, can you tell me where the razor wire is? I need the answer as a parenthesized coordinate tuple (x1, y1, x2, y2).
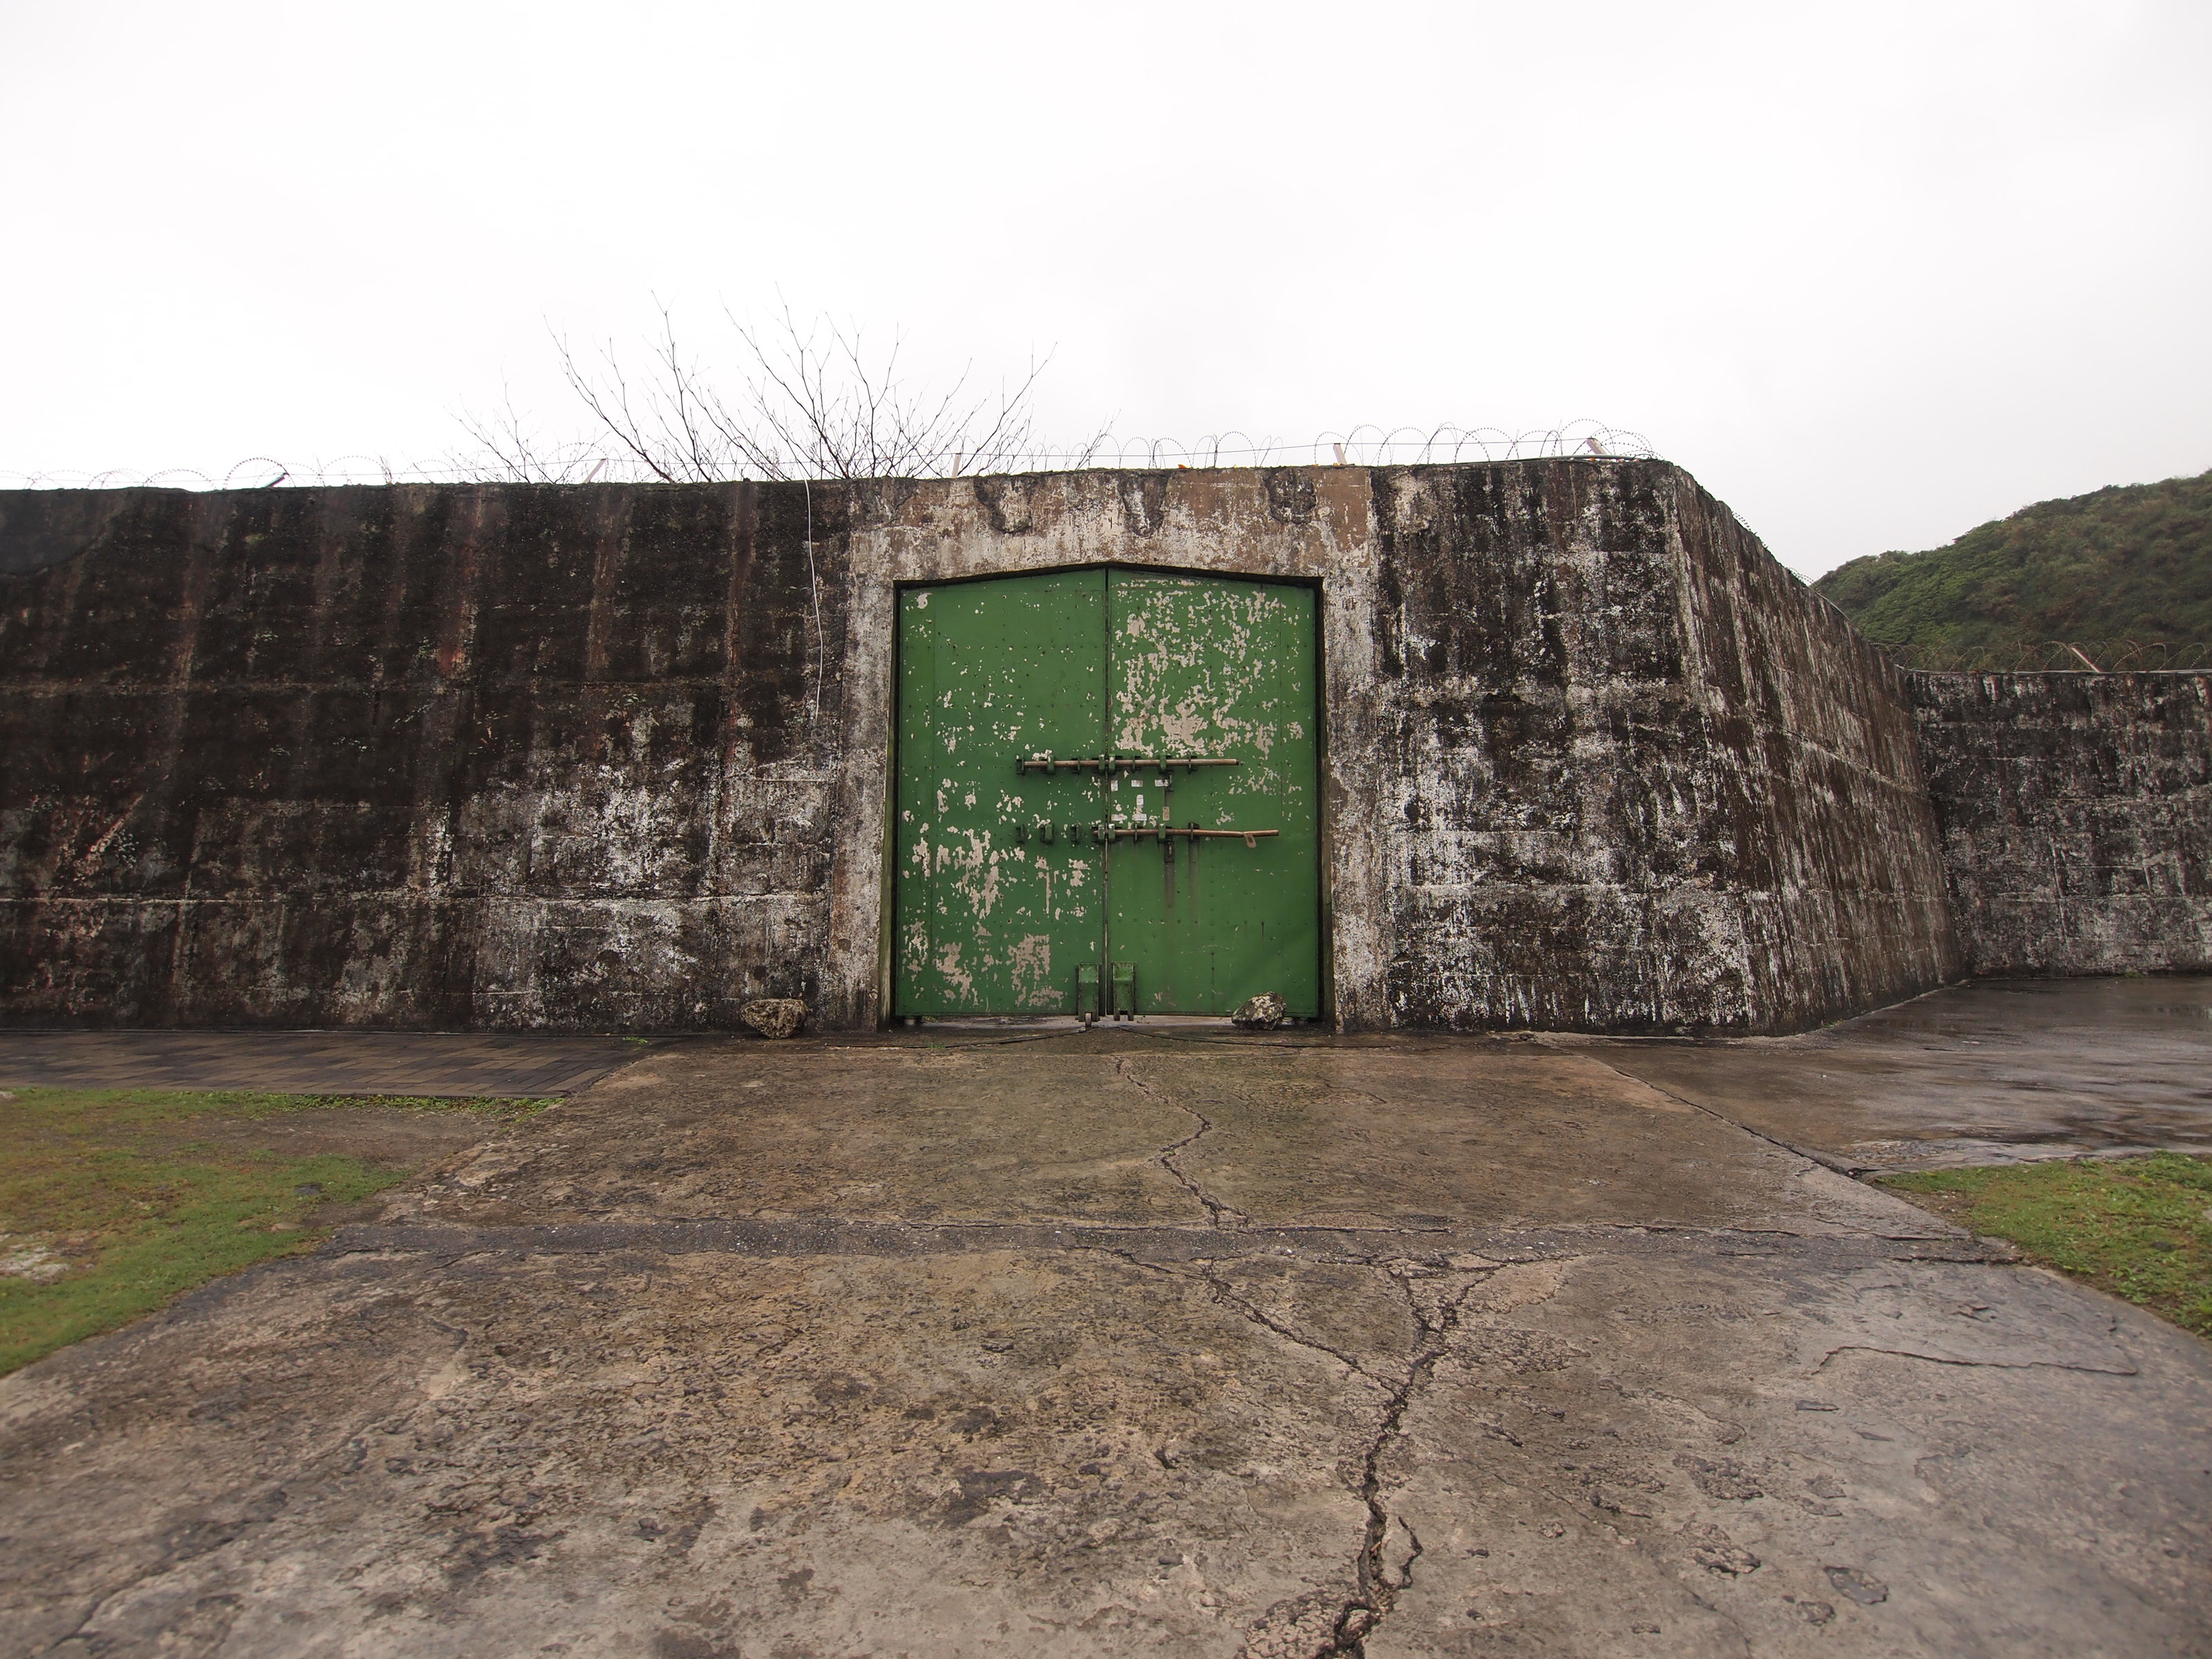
(0, 422, 1658, 492)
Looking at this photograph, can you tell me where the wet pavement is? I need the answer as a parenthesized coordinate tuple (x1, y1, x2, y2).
(1564, 975, 2212, 1172)
(0, 1029, 655, 1098)
(2, 1020, 2207, 1658)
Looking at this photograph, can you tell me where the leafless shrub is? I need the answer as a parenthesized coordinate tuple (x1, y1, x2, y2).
(456, 384, 610, 485)
(459, 305, 1101, 485)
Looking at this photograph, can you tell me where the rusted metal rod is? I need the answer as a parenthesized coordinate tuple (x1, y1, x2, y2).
(1109, 826, 1278, 847)
(1017, 753, 1240, 773)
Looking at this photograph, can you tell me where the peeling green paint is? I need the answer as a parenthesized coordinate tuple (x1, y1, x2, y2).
(892, 570, 1321, 1017)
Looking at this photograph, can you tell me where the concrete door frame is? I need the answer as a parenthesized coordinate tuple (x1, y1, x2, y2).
(819, 469, 1385, 1034)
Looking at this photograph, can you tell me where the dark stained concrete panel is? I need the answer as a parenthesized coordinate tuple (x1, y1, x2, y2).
(1909, 671, 2212, 975)
(0, 462, 1985, 1033)
(1, 482, 845, 1030)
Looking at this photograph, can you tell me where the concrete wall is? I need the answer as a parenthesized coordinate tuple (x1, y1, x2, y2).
(1, 461, 1960, 1034)
(0, 483, 845, 1029)
(1369, 465, 1958, 1032)
(1908, 671, 2212, 975)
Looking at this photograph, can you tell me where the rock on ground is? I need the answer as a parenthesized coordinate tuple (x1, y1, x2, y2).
(1231, 993, 1287, 1031)
(739, 998, 807, 1039)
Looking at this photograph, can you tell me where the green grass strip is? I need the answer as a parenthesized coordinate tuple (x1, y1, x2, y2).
(1880, 1152, 2212, 1337)
(1, 1087, 553, 1376)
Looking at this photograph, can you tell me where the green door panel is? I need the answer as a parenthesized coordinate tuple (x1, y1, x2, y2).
(894, 570, 1106, 1015)
(892, 567, 1321, 1020)
(1104, 573, 1322, 1017)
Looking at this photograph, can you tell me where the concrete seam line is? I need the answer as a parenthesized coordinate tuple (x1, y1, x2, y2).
(1535, 1035, 1885, 1178)
(321, 1219, 2014, 1268)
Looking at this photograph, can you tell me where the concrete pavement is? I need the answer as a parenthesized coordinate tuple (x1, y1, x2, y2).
(1569, 975, 2212, 1172)
(2, 1026, 2207, 1658)
(0, 1029, 653, 1098)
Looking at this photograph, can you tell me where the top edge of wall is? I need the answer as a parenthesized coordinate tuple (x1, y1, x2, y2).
(0, 454, 1671, 498)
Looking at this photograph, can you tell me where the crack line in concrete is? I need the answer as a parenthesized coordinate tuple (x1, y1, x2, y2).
(1100, 1252, 1397, 1387)
(1117, 1055, 1250, 1230)
(1811, 1342, 2140, 1377)
(1096, 1248, 1492, 1657)
(1325, 1267, 1487, 1656)
(1188, 1263, 1393, 1385)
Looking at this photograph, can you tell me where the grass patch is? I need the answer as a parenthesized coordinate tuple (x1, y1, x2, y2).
(1879, 1152, 2212, 1337)
(0, 1087, 553, 1376)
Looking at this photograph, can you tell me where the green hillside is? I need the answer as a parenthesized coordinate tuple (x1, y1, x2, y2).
(1813, 468, 2212, 666)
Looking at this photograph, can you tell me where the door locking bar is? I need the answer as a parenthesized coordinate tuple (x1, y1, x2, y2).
(1017, 753, 1239, 774)
(1113, 824, 1279, 848)
(1015, 820, 1280, 849)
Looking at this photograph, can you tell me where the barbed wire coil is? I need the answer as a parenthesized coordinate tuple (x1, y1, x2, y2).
(1, 422, 1659, 493)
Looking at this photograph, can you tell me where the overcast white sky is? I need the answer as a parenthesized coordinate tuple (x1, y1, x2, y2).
(3, 0, 2206, 577)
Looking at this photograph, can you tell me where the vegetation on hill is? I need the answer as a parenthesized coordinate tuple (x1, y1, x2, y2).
(1813, 468, 2212, 667)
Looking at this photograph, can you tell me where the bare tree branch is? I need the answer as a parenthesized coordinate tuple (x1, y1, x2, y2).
(458, 305, 1078, 485)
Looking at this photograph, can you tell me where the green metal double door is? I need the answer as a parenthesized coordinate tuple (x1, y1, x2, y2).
(894, 568, 1321, 1020)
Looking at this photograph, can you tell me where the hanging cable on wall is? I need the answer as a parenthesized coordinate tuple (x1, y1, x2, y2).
(801, 476, 826, 727)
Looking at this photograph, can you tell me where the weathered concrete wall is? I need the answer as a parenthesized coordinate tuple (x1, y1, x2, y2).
(1369, 466, 1959, 1032)
(2, 462, 1962, 1033)
(1908, 671, 2212, 974)
(1, 482, 847, 1029)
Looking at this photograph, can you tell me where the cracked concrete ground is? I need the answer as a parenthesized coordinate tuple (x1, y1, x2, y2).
(3, 1030, 2208, 1658)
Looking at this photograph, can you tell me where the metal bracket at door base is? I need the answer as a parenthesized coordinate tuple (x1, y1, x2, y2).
(1076, 963, 1100, 1027)
(1109, 962, 1134, 1021)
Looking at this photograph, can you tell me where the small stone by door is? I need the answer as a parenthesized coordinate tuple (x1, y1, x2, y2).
(893, 568, 1321, 1018)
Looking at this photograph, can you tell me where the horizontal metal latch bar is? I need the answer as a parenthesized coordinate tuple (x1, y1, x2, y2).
(1111, 825, 1279, 847)
(1017, 753, 1240, 774)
